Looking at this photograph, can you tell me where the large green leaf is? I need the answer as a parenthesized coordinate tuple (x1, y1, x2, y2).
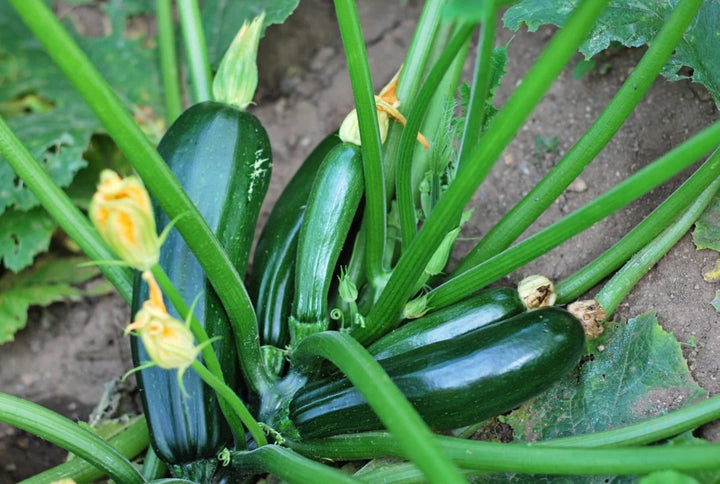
(201, 0, 300, 68)
(0, 207, 55, 272)
(0, 255, 111, 344)
(481, 312, 706, 483)
(502, 0, 720, 108)
(0, 0, 163, 271)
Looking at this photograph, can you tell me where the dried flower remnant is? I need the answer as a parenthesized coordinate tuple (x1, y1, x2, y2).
(518, 274, 557, 309)
(568, 299, 606, 339)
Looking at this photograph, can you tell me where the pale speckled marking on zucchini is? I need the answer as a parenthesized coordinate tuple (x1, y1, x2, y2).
(248, 148, 271, 202)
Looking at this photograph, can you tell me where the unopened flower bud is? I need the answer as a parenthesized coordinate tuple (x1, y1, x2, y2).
(403, 293, 429, 319)
(213, 12, 265, 109)
(89, 170, 159, 271)
(338, 270, 358, 303)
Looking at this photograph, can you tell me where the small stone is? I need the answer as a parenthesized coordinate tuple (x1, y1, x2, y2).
(597, 345, 605, 352)
(567, 178, 588, 193)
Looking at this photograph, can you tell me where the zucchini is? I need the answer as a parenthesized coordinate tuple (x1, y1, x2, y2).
(131, 101, 271, 477)
(249, 134, 341, 354)
(289, 307, 584, 439)
(368, 287, 524, 361)
(289, 142, 364, 345)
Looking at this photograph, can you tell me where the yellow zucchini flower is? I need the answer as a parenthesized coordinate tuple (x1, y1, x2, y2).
(89, 170, 159, 271)
(125, 271, 198, 372)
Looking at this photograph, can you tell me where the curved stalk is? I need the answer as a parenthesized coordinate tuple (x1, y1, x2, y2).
(453, 0, 703, 275)
(8, 0, 271, 393)
(289, 433, 720, 475)
(456, 3, 498, 169)
(0, 393, 145, 484)
(334, 0, 387, 283)
(595, 171, 720, 317)
(396, 22, 476, 248)
(352, 0, 612, 345)
(226, 445, 360, 484)
(292, 332, 466, 484)
(422, 121, 720, 311)
(556, 147, 720, 302)
(396, 0, 447, 108)
(21, 416, 149, 484)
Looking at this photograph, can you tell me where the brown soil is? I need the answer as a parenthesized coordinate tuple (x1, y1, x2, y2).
(2, 0, 719, 480)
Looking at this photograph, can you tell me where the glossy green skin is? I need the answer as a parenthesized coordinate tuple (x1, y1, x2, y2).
(292, 142, 364, 328)
(248, 134, 341, 348)
(131, 101, 271, 466)
(369, 287, 524, 361)
(289, 307, 585, 439)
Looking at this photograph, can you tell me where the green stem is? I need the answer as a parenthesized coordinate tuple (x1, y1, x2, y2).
(0, 393, 145, 484)
(21, 416, 149, 484)
(190, 361, 267, 447)
(289, 433, 720, 475)
(396, 0, 446, 108)
(423, 121, 720, 311)
(595, 167, 720, 317)
(540, 394, 720, 448)
(8, 0, 271, 394)
(556, 147, 720, 303)
(227, 445, 360, 483)
(0, 116, 133, 302)
(397, 22, 476, 249)
(334, 0, 387, 283)
(177, 0, 212, 103)
(157, 0, 184, 123)
(149, 265, 246, 446)
(141, 445, 167, 480)
(290, 393, 720, 455)
(292, 332, 466, 484)
(452, 0, 703, 275)
(352, 0, 611, 345)
(456, 4, 497, 170)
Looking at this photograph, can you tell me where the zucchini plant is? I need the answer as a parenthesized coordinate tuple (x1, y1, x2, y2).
(1, 0, 720, 483)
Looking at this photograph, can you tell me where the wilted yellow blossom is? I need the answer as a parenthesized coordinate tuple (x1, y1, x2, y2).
(89, 170, 159, 271)
(125, 271, 198, 371)
(339, 68, 429, 149)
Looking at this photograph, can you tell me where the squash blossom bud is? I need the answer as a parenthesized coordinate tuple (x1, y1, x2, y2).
(89, 170, 159, 271)
(125, 271, 198, 371)
(213, 12, 265, 109)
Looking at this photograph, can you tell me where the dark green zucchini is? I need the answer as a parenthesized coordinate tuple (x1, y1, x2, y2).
(248, 134, 341, 353)
(368, 287, 524, 361)
(289, 307, 584, 439)
(289, 142, 364, 345)
(131, 101, 271, 476)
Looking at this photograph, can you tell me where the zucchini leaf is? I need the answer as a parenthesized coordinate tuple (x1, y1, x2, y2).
(693, 192, 720, 251)
(0, 255, 112, 344)
(0, 0, 299, 272)
(482, 312, 706, 483)
(502, 0, 720, 108)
